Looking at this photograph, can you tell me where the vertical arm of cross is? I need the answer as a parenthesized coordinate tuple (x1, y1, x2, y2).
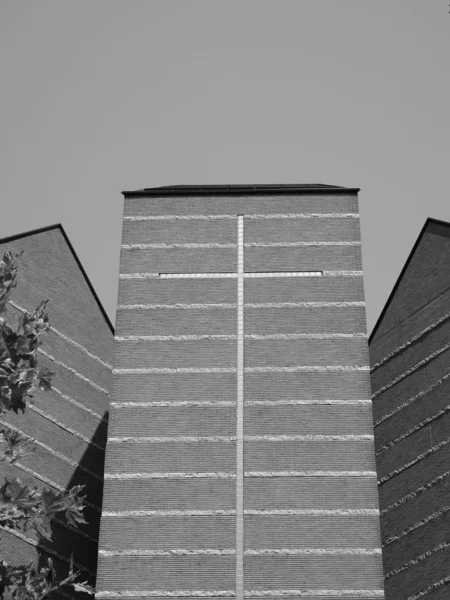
(236, 216, 245, 600)
(157, 217, 323, 600)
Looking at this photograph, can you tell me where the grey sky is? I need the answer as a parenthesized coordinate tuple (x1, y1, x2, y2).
(1, 1, 449, 333)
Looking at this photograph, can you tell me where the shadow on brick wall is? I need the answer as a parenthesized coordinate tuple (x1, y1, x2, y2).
(36, 410, 109, 594)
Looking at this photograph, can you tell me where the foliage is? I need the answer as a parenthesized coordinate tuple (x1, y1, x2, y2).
(0, 478, 87, 541)
(0, 297, 54, 415)
(0, 429, 35, 465)
(0, 251, 94, 599)
(0, 557, 94, 600)
(0, 251, 21, 314)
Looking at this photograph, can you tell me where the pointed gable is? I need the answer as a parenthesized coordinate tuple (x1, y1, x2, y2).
(370, 219, 450, 363)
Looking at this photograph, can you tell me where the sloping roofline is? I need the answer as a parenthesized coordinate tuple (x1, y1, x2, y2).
(123, 184, 360, 197)
(0, 223, 114, 334)
(369, 217, 450, 343)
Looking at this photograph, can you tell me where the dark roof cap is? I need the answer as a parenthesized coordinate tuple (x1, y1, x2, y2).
(123, 184, 360, 197)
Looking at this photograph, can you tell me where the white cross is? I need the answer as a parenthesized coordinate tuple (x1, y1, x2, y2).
(159, 215, 322, 600)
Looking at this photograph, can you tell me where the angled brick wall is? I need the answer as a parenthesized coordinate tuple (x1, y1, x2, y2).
(370, 220, 450, 600)
(97, 189, 384, 600)
(0, 226, 113, 600)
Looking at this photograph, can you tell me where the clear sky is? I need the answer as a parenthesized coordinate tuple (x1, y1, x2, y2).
(1, 1, 449, 333)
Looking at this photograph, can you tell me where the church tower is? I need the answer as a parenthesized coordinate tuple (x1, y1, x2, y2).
(96, 184, 385, 600)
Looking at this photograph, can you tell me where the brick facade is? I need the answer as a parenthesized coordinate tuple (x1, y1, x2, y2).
(370, 218, 450, 600)
(0, 225, 114, 598)
(97, 185, 385, 600)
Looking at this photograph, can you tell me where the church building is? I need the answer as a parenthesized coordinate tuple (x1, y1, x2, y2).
(96, 184, 385, 599)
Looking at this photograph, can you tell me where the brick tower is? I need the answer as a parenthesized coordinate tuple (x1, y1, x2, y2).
(97, 184, 385, 600)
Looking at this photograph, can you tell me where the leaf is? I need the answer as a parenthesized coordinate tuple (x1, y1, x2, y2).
(71, 581, 95, 594)
(37, 367, 53, 392)
(0, 428, 34, 464)
(41, 489, 57, 508)
(34, 514, 53, 541)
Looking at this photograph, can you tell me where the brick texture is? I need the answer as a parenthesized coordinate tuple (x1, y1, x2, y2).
(0, 227, 113, 599)
(97, 190, 384, 599)
(370, 220, 450, 600)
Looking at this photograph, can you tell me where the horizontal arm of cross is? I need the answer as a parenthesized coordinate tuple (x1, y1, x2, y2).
(159, 271, 323, 278)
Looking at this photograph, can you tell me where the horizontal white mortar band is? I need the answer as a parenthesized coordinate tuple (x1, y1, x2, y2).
(106, 435, 372, 443)
(385, 541, 450, 580)
(117, 303, 236, 310)
(246, 213, 360, 219)
(115, 301, 366, 310)
(122, 243, 237, 249)
(116, 335, 238, 341)
(322, 271, 363, 277)
(374, 370, 450, 427)
(372, 342, 450, 399)
(104, 471, 376, 479)
(109, 399, 371, 407)
(12, 460, 101, 513)
(121, 242, 361, 249)
(246, 333, 368, 340)
(38, 348, 109, 395)
(376, 405, 450, 456)
(8, 300, 112, 369)
(246, 508, 380, 516)
(244, 435, 374, 441)
(245, 592, 383, 598)
(378, 438, 449, 485)
(381, 468, 450, 516)
(102, 508, 379, 517)
(246, 241, 362, 247)
(371, 311, 450, 372)
(99, 549, 236, 556)
(114, 333, 368, 341)
(105, 472, 236, 479)
(113, 367, 236, 374)
(120, 273, 160, 279)
(123, 213, 359, 221)
(245, 548, 381, 556)
(27, 403, 105, 450)
(159, 273, 324, 279)
(102, 510, 237, 517)
(160, 273, 238, 279)
(51, 385, 107, 422)
(159, 272, 360, 279)
(96, 592, 236, 598)
(110, 401, 236, 408)
(246, 400, 372, 405)
(0, 420, 102, 480)
(96, 591, 384, 598)
(245, 302, 365, 308)
(245, 471, 376, 477)
(1, 525, 94, 576)
(119, 270, 363, 279)
(108, 436, 236, 443)
(405, 575, 450, 600)
(383, 505, 450, 547)
(113, 366, 369, 375)
(98, 548, 380, 557)
(245, 366, 370, 373)
(124, 215, 238, 220)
